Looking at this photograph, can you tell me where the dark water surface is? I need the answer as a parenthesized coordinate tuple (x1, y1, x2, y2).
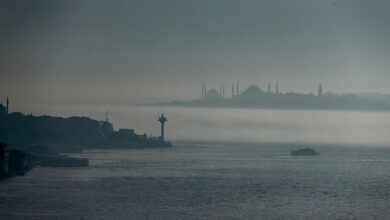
(1, 142, 390, 219)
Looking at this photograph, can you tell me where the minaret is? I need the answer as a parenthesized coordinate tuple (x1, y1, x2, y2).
(202, 82, 206, 98)
(318, 84, 323, 97)
(275, 81, 279, 95)
(202, 82, 207, 98)
(202, 82, 204, 98)
(105, 110, 109, 122)
(222, 81, 225, 98)
(6, 97, 9, 114)
(268, 81, 271, 94)
(204, 82, 207, 97)
(236, 81, 239, 96)
(232, 82, 235, 97)
(158, 114, 167, 143)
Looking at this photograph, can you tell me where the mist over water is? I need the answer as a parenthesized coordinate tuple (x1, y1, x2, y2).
(3, 1, 390, 219)
(16, 104, 390, 146)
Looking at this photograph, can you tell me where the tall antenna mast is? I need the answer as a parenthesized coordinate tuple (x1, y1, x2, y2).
(6, 96, 9, 114)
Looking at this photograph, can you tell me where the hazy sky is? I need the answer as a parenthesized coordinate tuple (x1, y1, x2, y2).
(1, 0, 390, 106)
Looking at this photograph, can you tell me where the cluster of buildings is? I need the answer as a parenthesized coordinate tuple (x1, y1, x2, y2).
(201, 81, 324, 100)
(0, 143, 33, 178)
(99, 113, 170, 146)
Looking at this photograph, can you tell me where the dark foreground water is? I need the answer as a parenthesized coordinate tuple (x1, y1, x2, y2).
(1, 142, 390, 220)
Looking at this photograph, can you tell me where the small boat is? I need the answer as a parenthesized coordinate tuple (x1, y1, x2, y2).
(291, 147, 319, 156)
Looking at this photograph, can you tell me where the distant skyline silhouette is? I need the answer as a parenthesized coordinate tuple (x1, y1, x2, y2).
(152, 82, 390, 111)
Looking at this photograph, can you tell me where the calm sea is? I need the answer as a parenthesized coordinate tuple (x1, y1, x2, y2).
(1, 142, 390, 219)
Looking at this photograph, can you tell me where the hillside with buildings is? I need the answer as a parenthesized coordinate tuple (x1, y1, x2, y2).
(0, 102, 170, 153)
(155, 82, 390, 111)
